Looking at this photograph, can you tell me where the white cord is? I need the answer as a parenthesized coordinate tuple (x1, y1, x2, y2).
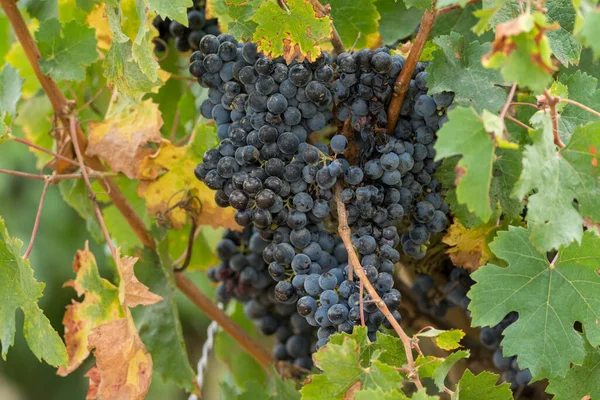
(188, 302, 224, 400)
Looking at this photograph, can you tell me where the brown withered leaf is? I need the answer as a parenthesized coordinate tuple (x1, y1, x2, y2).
(87, 318, 153, 400)
(118, 255, 163, 308)
(86, 97, 163, 179)
(443, 220, 496, 271)
(59, 246, 162, 400)
(57, 244, 123, 376)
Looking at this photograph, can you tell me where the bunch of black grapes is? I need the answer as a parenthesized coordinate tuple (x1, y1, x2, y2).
(207, 227, 316, 370)
(152, 0, 220, 54)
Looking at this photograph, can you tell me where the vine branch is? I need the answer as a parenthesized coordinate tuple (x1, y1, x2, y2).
(309, 0, 346, 54)
(558, 97, 600, 118)
(174, 273, 274, 371)
(334, 184, 422, 389)
(542, 89, 565, 148)
(0, 168, 117, 181)
(387, 10, 437, 135)
(0, 0, 155, 250)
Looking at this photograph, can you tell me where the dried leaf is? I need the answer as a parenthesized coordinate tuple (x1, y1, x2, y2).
(86, 98, 163, 179)
(118, 255, 163, 308)
(57, 244, 123, 376)
(443, 220, 495, 271)
(87, 318, 153, 400)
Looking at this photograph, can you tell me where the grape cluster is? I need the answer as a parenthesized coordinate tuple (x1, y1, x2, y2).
(192, 41, 455, 353)
(330, 49, 452, 260)
(480, 313, 532, 388)
(152, 0, 220, 54)
(207, 227, 317, 370)
(191, 35, 335, 234)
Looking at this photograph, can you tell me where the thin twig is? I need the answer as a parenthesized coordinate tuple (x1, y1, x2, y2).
(170, 109, 181, 143)
(1, 0, 156, 250)
(24, 177, 53, 259)
(387, 10, 437, 134)
(174, 273, 274, 371)
(174, 219, 197, 272)
(543, 89, 565, 148)
(68, 116, 118, 265)
(558, 97, 600, 118)
(505, 115, 532, 131)
(0, 168, 117, 181)
(499, 83, 517, 120)
(12, 136, 81, 169)
(334, 184, 422, 389)
(510, 102, 538, 109)
(75, 87, 106, 114)
(309, 0, 345, 54)
(436, 0, 481, 15)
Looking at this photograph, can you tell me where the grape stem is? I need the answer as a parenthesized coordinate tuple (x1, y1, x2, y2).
(308, 0, 346, 55)
(334, 183, 423, 390)
(386, 10, 437, 135)
(557, 97, 600, 119)
(542, 89, 565, 148)
(1, 0, 278, 374)
(174, 273, 275, 371)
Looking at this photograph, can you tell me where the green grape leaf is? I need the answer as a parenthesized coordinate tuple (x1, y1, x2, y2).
(579, 9, 600, 59)
(327, 0, 380, 49)
(131, 246, 197, 394)
(427, 33, 506, 113)
(24, 0, 58, 21)
(104, 41, 163, 96)
(35, 19, 97, 81)
(301, 333, 403, 399)
(546, 337, 600, 399)
(0, 64, 22, 118)
(435, 107, 496, 222)
(546, 0, 580, 66)
(0, 216, 68, 366)
(375, 0, 423, 45)
(76, 0, 95, 12)
(417, 328, 465, 351)
(207, 0, 260, 41)
(492, 148, 524, 220)
(433, 350, 470, 390)
(405, 0, 434, 10)
(132, 0, 159, 82)
(455, 370, 513, 400)
(354, 388, 410, 400)
(468, 226, 600, 379)
(251, 0, 332, 63)
(557, 71, 600, 142)
(0, 119, 8, 141)
(328, 327, 408, 367)
(268, 367, 301, 400)
(147, 0, 193, 25)
(483, 12, 557, 93)
(513, 118, 600, 251)
(58, 180, 104, 243)
(436, 0, 471, 8)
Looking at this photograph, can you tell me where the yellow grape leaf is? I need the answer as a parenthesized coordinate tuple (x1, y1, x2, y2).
(435, 330, 465, 351)
(60, 247, 162, 400)
(417, 328, 465, 351)
(251, 0, 332, 63)
(137, 140, 238, 230)
(88, 4, 112, 50)
(443, 220, 496, 271)
(86, 97, 163, 179)
(57, 244, 123, 376)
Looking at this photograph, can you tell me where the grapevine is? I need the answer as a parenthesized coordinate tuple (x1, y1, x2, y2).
(0, 0, 599, 399)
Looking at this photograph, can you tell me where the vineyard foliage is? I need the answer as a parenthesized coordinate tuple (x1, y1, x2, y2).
(0, 0, 599, 399)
